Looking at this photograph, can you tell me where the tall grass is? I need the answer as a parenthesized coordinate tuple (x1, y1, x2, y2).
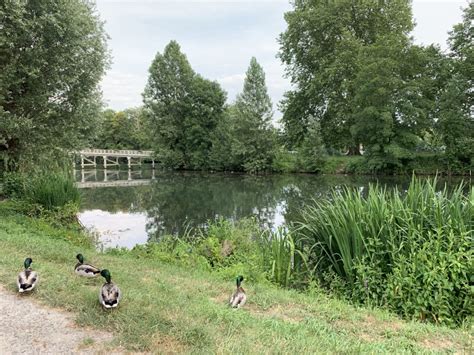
(260, 227, 308, 287)
(296, 177, 473, 326)
(2, 170, 81, 210)
(27, 171, 80, 210)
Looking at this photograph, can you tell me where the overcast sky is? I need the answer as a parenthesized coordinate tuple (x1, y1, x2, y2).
(96, 0, 469, 117)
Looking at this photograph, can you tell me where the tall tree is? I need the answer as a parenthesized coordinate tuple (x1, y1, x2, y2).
(438, 2, 474, 168)
(0, 0, 109, 170)
(231, 57, 276, 172)
(143, 41, 226, 170)
(278, 0, 413, 152)
(351, 37, 443, 171)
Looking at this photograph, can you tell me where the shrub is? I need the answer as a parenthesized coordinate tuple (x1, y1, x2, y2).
(1, 171, 29, 198)
(296, 177, 473, 326)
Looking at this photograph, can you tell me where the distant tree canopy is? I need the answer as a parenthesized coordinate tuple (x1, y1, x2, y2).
(279, 0, 414, 152)
(92, 108, 150, 150)
(438, 2, 474, 168)
(0, 0, 109, 171)
(278, 0, 473, 171)
(143, 41, 227, 170)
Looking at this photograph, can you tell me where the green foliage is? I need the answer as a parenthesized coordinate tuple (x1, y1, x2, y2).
(437, 3, 474, 169)
(260, 228, 308, 288)
(296, 177, 473, 326)
(279, 0, 414, 151)
(297, 118, 326, 172)
(26, 171, 80, 210)
(2, 170, 80, 211)
(143, 218, 311, 287)
(93, 108, 151, 150)
(278, 1, 472, 174)
(1, 171, 28, 198)
(351, 38, 441, 171)
(0, 0, 109, 170)
(210, 58, 277, 173)
(1, 210, 471, 352)
(143, 41, 226, 170)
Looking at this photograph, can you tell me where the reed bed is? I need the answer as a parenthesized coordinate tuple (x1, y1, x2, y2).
(296, 177, 473, 326)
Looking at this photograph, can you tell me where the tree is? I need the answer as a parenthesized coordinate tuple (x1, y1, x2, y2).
(143, 41, 226, 170)
(278, 0, 414, 152)
(0, 0, 109, 170)
(437, 2, 474, 169)
(94, 108, 150, 150)
(298, 116, 326, 172)
(230, 57, 276, 173)
(351, 37, 443, 171)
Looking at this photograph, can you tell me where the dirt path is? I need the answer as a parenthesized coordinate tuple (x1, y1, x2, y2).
(0, 285, 116, 354)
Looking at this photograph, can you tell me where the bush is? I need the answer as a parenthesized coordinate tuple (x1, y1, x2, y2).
(1, 171, 29, 198)
(137, 218, 311, 286)
(296, 177, 473, 326)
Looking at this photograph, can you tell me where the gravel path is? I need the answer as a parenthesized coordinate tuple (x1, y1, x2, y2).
(0, 285, 116, 354)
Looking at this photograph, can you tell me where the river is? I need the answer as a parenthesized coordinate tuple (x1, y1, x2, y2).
(76, 169, 470, 249)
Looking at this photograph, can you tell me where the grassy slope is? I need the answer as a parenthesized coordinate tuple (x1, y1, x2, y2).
(0, 209, 471, 353)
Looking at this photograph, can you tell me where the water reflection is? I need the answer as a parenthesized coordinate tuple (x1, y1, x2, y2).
(77, 170, 470, 248)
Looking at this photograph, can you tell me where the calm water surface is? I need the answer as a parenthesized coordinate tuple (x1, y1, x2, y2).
(76, 169, 469, 249)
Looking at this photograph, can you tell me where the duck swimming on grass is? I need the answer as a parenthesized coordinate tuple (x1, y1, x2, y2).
(229, 275, 246, 308)
(75, 253, 101, 277)
(99, 269, 121, 309)
(17, 257, 38, 293)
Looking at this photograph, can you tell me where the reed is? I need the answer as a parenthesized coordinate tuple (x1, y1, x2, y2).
(27, 171, 80, 210)
(296, 177, 473, 325)
(260, 227, 308, 287)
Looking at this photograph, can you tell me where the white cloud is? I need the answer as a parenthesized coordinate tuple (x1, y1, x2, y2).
(100, 71, 146, 109)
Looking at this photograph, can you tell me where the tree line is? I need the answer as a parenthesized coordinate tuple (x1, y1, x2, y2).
(1, 0, 472, 174)
(279, 0, 473, 172)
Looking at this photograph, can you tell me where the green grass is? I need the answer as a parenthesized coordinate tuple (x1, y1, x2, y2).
(0, 204, 472, 352)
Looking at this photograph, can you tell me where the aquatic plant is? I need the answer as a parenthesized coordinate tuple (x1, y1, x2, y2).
(296, 177, 473, 326)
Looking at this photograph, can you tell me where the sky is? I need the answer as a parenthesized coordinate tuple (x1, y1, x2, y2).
(96, 0, 469, 118)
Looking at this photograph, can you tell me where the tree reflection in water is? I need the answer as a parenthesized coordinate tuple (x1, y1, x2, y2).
(79, 172, 465, 246)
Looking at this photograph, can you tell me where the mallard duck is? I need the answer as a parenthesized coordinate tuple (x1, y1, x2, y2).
(99, 269, 121, 309)
(75, 253, 101, 277)
(17, 257, 38, 293)
(229, 275, 246, 308)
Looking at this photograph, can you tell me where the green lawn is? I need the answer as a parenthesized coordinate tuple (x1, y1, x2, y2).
(0, 206, 471, 353)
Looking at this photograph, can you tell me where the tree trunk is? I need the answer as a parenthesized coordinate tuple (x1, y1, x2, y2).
(347, 145, 361, 156)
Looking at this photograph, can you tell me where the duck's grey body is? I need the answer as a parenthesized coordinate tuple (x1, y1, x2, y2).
(75, 262, 101, 277)
(17, 258, 38, 293)
(230, 287, 247, 308)
(99, 282, 122, 309)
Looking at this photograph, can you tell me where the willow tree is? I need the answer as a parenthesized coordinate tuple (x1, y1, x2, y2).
(0, 0, 109, 170)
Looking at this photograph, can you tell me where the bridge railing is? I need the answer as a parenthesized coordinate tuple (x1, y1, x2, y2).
(79, 149, 154, 157)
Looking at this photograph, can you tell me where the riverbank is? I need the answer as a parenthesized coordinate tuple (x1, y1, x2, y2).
(318, 155, 473, 175)
(0, 202, 471, 353)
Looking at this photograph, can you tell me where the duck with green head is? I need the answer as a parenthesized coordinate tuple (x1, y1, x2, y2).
(229, 275, 246, 308)
(75, 253, 101, 277)
(99, 269, 121, 309)
(17, 258, 38, 293)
